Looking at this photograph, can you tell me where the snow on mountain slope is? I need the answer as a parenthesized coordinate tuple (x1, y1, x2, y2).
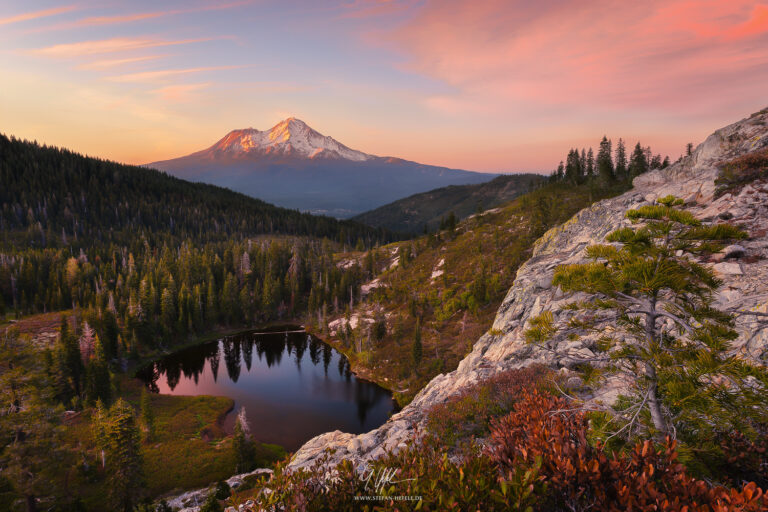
(147, 118, 496, 218)
(208, 118, 371, 161)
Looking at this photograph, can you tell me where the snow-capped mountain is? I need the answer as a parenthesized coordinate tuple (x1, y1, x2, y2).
(148, 118, 496, 219)
(210, 118, 371, 162)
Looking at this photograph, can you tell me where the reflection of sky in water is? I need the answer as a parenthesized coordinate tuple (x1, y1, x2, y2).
(136, 330, 395, 451)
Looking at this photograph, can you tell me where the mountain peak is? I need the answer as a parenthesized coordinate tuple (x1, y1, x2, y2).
(211, 118, 371, 161)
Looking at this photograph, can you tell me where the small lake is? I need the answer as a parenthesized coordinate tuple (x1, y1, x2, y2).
(136, 328, 396, 451)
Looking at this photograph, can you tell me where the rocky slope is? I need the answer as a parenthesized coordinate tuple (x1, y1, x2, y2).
(288, 107, 768, 472)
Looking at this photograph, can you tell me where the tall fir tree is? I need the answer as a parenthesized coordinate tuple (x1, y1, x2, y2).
(94, 398, 145, 512)
(85, 333, 111, 405)
(615, 138, 627, 179)
(232, 407, 255, 473)
(140, 387, 155, 442)
(412, 318, 423, 369)
(629, 142, 649, 177)
(596, 136, 614, 183)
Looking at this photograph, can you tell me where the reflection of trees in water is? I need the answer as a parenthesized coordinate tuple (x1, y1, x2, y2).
(259, 339, 284, 367)
(134, 329, 395, 433)
(308, 337, 320, 366)
(166, 362, 181, 391)
(223, 339, 242, 383)
(138, 365, 160, 393)
(242, 337, 253, 371)
(354, 380, 378, 426)
(322, 343, 332, 376)
(292, 334, 307, 371)
(210, 345, 220, 382)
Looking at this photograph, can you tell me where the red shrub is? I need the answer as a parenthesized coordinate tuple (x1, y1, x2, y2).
(488, 391, 768, 511)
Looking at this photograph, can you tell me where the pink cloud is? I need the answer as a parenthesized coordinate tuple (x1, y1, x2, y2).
(53, 1, 257, 29)
(107, 65, 247, 83)
(0, 5, 76, 25)
(31, 37, 217, 57)
(386, 0, 768, 115)
(77, 55, 168, 70)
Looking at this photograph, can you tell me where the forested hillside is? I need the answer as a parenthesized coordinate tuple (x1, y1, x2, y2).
(0, 134, 395, 249)
(0, 135, 404, 357)
(352, 173, 544, 233)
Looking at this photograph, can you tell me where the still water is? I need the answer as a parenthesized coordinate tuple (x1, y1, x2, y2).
(136, 328, 396, 451)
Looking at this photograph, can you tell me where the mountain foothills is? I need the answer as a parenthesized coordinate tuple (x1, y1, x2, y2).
(352, 173, 545, 233)
(3, 108, 768, 511)
(147, 118, 495, 217)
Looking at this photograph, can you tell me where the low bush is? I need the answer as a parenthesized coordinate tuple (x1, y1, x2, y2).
(489, 390, 768, 511)
(425, 364, 551, 448)
(715, 147, 768, 197)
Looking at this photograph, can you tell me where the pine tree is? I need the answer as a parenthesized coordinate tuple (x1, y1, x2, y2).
(94, 398, 145, 511)
(586, 148, 595, 178)
(628, 142, 649, 177)
(160, 287, 176, 335)
(59, 316, 84, 399)
(206, 278, 218, 327)
(412, 319, 423, 369)
(232, 407, 254, 473)
(615, 138, 627, 179)
(85, 334, 111, 405)
(529, 196, 768, 444)
(140, 387, 155, 442)
(596, 136, 614, 183)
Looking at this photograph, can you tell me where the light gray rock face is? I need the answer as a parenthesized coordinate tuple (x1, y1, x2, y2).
(165, 468, 272, 512)
(286, 109, 768, 472)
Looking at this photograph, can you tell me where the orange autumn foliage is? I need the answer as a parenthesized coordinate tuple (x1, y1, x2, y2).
(488, 390, 768, 511)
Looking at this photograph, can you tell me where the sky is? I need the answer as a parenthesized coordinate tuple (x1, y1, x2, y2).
(1, 0, 767, 173)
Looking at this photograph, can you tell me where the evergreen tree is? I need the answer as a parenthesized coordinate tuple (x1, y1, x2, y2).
(85, 334, 111, 405)
(58, 316, 83, 399)
(586, 148, 595, 178)
(206, 279, 218, 326)
(160, 288, 176, 336)
(530, 196, 768, 444)
(200, 493, 224, 512)
(140, 387, 155, 442)
(596, 136, 614, 183)
(615, 138, 627, 179)
(628, 142, 649, 177)
(94, 398, 145, 511)
(412, 319, 423, 369)
(232, 407, 255, 473)
(565, 149, 583, 184)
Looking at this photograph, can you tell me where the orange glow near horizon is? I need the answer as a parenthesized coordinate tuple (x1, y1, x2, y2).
(1, 1, 767, 173)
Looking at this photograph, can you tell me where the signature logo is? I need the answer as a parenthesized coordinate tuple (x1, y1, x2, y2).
(360, 465, 416, 494)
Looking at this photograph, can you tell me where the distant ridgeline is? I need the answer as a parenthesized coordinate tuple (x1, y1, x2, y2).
(352, 174, 545, 234)
(0, 134, 401, 353)
(0, 134, 397, 250)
